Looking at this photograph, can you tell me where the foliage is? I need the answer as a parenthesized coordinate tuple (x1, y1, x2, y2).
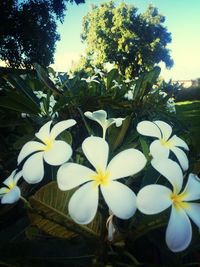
(176, 87, 200, 101)
(176, 101, 200, 159)
(0, 0, 85, 68)
(76, 1, 173, 78)
(0, 65, 199, 266)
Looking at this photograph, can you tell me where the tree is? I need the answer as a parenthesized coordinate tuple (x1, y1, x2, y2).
(79, 1, 173, 78)
(0, 0, 84, 68)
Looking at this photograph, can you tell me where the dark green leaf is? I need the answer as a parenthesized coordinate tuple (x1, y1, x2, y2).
(106, 68, 120, 90)
(134, 67, 161, 100)
(29, 182, 103, 239)
(34, 63, 63, 95)
(0, 91, 40, 114)
(3, 72, 40, 106)
(108, 116, 131, 151)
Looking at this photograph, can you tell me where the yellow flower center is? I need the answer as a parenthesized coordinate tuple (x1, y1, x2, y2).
(171, 193, 188, 210)
(92, 169, 110, 187)
(43, 138, 53, 151)
(5, 181, 16, 191)
(160, 138, 173, 149)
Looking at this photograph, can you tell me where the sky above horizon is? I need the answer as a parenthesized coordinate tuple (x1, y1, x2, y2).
(52, 0, 200, 81)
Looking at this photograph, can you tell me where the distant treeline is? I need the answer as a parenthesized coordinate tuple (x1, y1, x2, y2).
(175, 86, 200, 102)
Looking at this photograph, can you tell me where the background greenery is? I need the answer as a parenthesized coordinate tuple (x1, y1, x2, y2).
(0, 1, 200, 266)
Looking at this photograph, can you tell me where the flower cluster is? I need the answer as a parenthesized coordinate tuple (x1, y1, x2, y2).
(1, 110, 199, 253)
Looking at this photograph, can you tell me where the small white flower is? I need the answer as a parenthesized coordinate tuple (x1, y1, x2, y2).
(137, 158, 200, 252)
(112, 80, 122, 90)
(124, 90, 134, 100)
(159, 91, 167, 97)
(166, 98, 176, 113)
(159, 91, 176, 113)
(0, 170, 22, 204)
(57, 136, 147, 224)
(34, 91, 47, 99)
(18, 120, 76, 184)
(81, 75, 100, 84)
(84, 110, 125, 139)
(34, 91, 58, 118)
(137, 120, 189, 170)
(94, 67, 104, 77)
(124, 78, 132, 83)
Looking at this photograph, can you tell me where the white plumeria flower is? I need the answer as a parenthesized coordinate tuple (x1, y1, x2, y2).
(0, 170, 22, 204)
(81, 75, 100, 84)
(112, 80, 122, 90)
(124, 90, 134, 100)
(18, 120, 76, 184)
(57, 136, 147, 224)
(137, 120, 189, 170)
(159, 91, 176, 113)
(84, 110, 125, 139)
(166, 98, 176, 114)
(34, 90, 47, 99)
(124, 78, 132, 83)
(137, 158, 200, 252)
(34, 91, 58, 118)
(94, 67, 104, 78)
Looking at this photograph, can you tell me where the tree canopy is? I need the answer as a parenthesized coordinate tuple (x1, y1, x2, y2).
(79, 1, 173, 78)
(0, 0, 84, 68)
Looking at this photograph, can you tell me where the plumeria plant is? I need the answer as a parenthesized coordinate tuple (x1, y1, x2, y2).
(0, 65, 200, 266)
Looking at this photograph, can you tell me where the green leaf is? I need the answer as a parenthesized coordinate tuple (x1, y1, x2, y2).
(139, 137, 150, 158)
(131, 212, 168, 241)
(133, 67, 161, 101)
(0, 91, 40, 114)
(34, 63, 63, 95)
(29, 182, 103, 239)
(108, 115, 132, 151)
(59, 131, 72, 146)
(29, 211, 77, 239)
(106, 68, 120, 89)
(2, 72, 40, 106)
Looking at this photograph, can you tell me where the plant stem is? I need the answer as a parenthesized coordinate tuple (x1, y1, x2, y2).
(20, 196, 32, 209)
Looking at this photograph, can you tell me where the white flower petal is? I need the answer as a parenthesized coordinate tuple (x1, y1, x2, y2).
(107, 149, 146, 180)
(136, 121, 161, 139)
(137, 184, 172, 215)
(50, 119, 76, 140)
(18, 141, 45, 164)
(82, 136, 108, 171)
(84, 110, 107, 126)
(14, 170, 23, 184)
(171, 147, 189, 171)
(1, 186, 21, 204)
(0, 187, 9, 194)
(43, 140, 72, 166)
(184, 203, 200, 228)
(107, 118, 125, 127)
(3, 170, 16, 187)
(166, 206, 192, 252)
(181, 173, 200, 201)
(154, 120, 172, 140)
(57, 163, 95, 190)
(150, 140, 169, 158)
(68, 182, 98, 224)
(151, 158, 183, 193)
(114, 118, 125, 127)
(169, 135, 189, 151)
(101, 181, 137, 219)
(22, 152, 44, 184)
(35, 121, 52, 142)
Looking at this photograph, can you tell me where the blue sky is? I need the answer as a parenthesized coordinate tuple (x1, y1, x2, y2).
(52, 0, 200, 81)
